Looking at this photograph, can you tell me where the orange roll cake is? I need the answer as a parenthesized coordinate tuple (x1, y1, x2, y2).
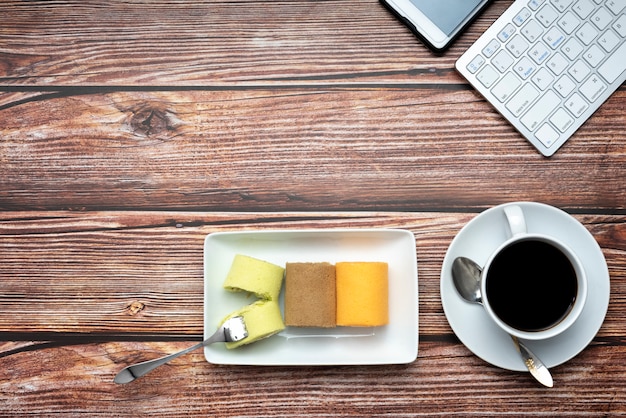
(336, 262, 389, 327)
(285, 262, 336, 328)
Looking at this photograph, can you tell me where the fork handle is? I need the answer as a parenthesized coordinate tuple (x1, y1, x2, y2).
(114, 327, 226, 384)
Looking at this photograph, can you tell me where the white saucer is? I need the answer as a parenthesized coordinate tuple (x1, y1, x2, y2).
(440, 202, 610, 371)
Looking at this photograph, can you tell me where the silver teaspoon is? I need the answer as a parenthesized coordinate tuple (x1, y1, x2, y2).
(114, 315, 248, 384)
(451, 256, 553, 388)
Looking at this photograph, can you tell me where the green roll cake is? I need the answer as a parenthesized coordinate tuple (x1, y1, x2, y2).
(223, 254, 285, 301)
(221, 254, 286, 349)
(221, 300, 285, 349)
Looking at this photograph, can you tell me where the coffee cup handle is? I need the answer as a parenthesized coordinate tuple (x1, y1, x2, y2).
(504, 205, 527, 237)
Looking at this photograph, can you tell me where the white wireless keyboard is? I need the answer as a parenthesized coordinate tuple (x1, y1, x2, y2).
(456, 0, 626, 156)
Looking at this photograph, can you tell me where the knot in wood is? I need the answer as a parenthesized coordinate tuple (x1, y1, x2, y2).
(127, 301, 146, 315)
(129, 107, 171, 136)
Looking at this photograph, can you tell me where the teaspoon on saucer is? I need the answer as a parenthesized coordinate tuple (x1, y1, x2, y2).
(451, 256, 553, 388)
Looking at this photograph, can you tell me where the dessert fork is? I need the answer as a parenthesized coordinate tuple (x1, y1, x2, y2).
(114, 316, 248, 384)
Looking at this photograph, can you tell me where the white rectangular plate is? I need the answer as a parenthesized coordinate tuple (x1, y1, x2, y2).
(203, 229, 418, 365)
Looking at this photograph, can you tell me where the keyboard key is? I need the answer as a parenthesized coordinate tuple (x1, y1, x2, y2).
(492, 49, 515, 72)
(565, 92, 589, 116)
(482, 39, 501, 58)
(573, 0, 595, 18)
(506, 83, 540, 117)
(532, 67, 555, 90)
(514, 57, 537, 79)
(582, 44, 605, 67)
(498, 23, 516, 42)
(529, 42, 551, 64)
(521, 20, 544, 42)
(544, 27, 566, 48)
(547, 52, 569, 75)
(598, 40, 626, 83)
(569, 59, 591, 82)
(598, 30, 620, 52)
(514, 8, 532, 25)
(555, 74, 577, 97)
(613, 14, 626, 37)
(537, 4, 559, 26)
(558, 11, 582, 34)
(477, 65, 500, 88)
(550, 108, 575, 132)
(529, 0, 547, 11)
(535, 123, 560, 147)
(507, 35, 530, 57)
(576, 22, 599, 45)
(580, 74, 607, 102)
(521, 90, 560, 130)
(607, 0, 626, 14)
(467, 55, 486, 73)
(562, 37, 584, 59)
(492, 72, 522, 102)
(551, 0, 574, 12)
(590, 7, 613, 30)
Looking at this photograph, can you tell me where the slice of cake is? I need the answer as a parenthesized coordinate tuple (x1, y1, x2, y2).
(221, 300, 285, 349)
(223, 254, 284, 301)
(336, 262, 389, 327)
(284, 262, 336, 328)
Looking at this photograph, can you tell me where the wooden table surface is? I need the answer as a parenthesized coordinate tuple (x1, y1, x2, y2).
(1, 0, 625, 415)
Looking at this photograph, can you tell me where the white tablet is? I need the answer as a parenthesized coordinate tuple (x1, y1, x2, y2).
(380, 0, 494, 52)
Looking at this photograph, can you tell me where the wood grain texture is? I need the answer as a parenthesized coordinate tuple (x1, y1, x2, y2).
(1, 341, 625, 416)
(0, 0, 511, 86)
(1, 0, 625, 416)
(1, 89, 624, 212)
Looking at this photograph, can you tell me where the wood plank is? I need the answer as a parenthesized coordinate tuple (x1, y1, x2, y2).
(1, 90, 625, 212)
(1, 340, 625, 415)
(0, 211, 623, 337)
(0, 0, 512, 86)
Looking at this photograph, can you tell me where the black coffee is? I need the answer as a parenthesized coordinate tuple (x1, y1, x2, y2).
(485, 239, 578, 332)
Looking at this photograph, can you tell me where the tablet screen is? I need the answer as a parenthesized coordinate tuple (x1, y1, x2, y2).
(408, 0, 485, 36)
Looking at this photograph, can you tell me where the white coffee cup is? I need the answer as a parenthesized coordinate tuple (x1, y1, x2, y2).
(480, 204, 587, 340)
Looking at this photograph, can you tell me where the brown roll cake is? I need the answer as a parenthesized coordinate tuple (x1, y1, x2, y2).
(284, 262, 336, 328)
